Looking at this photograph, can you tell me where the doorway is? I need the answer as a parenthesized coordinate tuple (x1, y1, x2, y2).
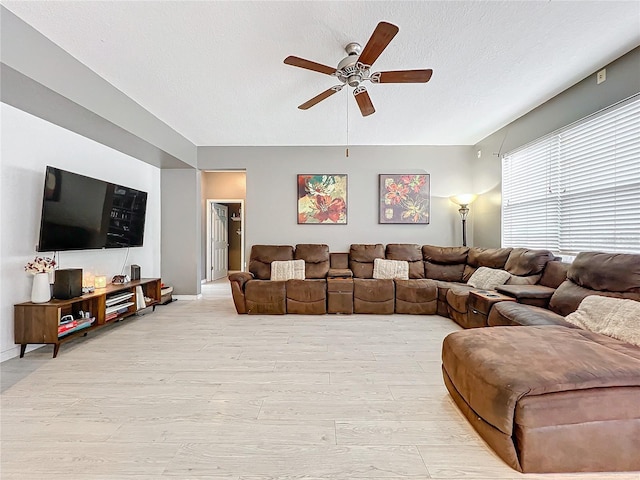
(206, 199, 245, 281)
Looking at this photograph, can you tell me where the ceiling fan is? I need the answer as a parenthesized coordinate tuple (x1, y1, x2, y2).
(284, 21, 433, 117)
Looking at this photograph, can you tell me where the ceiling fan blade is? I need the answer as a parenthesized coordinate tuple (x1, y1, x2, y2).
(353, 87, 375, 117)
(375, 69, 433, 83)
(298, 86, 343, 110)
(357, 21, 399, 68)
(284, 56, 336, 76)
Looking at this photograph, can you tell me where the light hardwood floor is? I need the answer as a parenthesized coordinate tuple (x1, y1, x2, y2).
(2, 279, 638, 479)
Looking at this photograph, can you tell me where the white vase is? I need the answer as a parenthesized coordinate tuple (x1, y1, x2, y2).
(31, 272, 51, 303)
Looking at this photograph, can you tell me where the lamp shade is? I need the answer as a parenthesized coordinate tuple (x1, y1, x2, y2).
(94, 275, 107, 288)
(450, 194, 478, 207)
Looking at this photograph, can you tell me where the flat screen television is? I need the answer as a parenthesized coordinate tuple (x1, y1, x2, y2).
(37, 166, 148, 252)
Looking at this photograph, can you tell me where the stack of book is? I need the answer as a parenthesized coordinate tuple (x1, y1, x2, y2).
(58, 317, 95, 337)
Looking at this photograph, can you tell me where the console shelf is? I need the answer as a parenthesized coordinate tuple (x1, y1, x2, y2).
(14, 278, 161, 358)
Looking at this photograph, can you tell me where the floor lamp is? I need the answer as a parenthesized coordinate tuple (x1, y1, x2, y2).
(450, 194, 477, 247)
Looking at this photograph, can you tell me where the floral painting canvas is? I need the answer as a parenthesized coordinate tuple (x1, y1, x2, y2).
(298, 174, 347, 224)
(379, 174, 430, 224)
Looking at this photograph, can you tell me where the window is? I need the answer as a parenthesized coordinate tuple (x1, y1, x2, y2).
(502, 95, 640, 256)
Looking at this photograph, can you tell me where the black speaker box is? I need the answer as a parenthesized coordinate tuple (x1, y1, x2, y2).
(131, 264, 141, 281)
(53, 268, 83, 300)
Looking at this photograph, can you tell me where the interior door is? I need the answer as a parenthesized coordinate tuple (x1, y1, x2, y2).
(212, 203, 229, 280)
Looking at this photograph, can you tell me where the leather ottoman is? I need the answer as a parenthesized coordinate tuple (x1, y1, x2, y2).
(442, 326, 640, 473)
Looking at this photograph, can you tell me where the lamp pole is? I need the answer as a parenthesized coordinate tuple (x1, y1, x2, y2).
(458, 204, 470, 247)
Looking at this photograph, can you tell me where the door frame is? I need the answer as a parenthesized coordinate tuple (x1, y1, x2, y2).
(206, 199, 245, 282)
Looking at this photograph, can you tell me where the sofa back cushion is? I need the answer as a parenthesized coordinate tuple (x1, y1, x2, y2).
(505, 248, 555, 276)
(568, 252, 640, 293)
(350, 244, 385, 278)
(295, 244, 330, 279)
(330, 252, 349, 269)
(549, 280, 640, 317)
(386, 244, 424, 278)
(422, 245, 469, 282)
(249, 245, 294, 280)
(539, 260, 570, 288)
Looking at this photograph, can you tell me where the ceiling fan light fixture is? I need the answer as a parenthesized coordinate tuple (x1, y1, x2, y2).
(283, 21, 433, 116)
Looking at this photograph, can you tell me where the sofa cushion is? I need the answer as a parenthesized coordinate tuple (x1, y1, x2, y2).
(442, 326, 640, 437)
(422, 245, 469, 264)
(249, 245, 294, 280)
(425, 262, 466, 282)
(394, 279, 437, 314)
(506, 274, 541, 285)
(349, 244, 385, 278)
(564, 296, 640, 347)
(549, 280, 640, 317)
(505, 248, 555, 276)
(270, 259, 305, 281)
(353, 278, 395, 314)
(569, 252, 640, 293)
(245, 280, 287, 314)
(467, 267, 511, 290)
(487, 301, 575, 327)
(373, 258, 409, 280)
(467, 247, 512, 269)
(446, 284, 476, 314)
(295, 244, 330, 279)
(386, 243, 425, 278)
(539, 260, 570, 288)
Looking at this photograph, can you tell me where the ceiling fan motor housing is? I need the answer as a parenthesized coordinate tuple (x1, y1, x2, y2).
(337, 44, 365, 87)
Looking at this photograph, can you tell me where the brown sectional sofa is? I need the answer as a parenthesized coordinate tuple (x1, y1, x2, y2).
(229, 243, 557, 321)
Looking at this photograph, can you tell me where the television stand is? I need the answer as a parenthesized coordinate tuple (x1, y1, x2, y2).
(14, 278, 161, 358)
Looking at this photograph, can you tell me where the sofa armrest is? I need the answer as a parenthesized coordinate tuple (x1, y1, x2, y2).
(328, 268, 353, 278)
(228, 272, 254, 314)
(496, 284, 556, 308)
(229, 271, 254, 289)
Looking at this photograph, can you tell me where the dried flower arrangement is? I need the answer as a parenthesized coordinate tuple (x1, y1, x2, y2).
(24, 256, 56, 275)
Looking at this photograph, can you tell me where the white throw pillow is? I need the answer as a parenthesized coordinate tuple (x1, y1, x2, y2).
(372, 258, 409, 280)
(467, 266, 511, 290)
(270, 259, 305, 281)
(564, 296, 640, 347)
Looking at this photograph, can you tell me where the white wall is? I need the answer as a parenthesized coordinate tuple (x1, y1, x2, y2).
(0, 103, 161, 361)
(198, 145, 475, 256)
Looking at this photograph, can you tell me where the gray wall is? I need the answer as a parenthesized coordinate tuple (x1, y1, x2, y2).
(198, 145, 476, 258)
(472, 46, 640, 248)
(161, 169, 202, 296)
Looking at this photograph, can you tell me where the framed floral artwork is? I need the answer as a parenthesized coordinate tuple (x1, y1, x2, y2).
(297, 174, 347, 224)
(379, 174, 430, 224)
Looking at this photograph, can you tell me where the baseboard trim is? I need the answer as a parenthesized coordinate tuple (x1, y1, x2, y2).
(173, 294, 203, 301)
(1, 344, 44, 363)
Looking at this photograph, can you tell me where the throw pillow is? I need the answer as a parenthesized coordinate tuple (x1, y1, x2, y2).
(372, 258, 409, 280)
(270, 259, 305, 281)
(467, 266, 511, 290)
(564, 296, 640, 347)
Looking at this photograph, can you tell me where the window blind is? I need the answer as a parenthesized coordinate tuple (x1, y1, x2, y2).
(502, 95, 640, 255)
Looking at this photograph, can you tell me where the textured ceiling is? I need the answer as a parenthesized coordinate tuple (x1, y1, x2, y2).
(3, 1, 640, 146)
